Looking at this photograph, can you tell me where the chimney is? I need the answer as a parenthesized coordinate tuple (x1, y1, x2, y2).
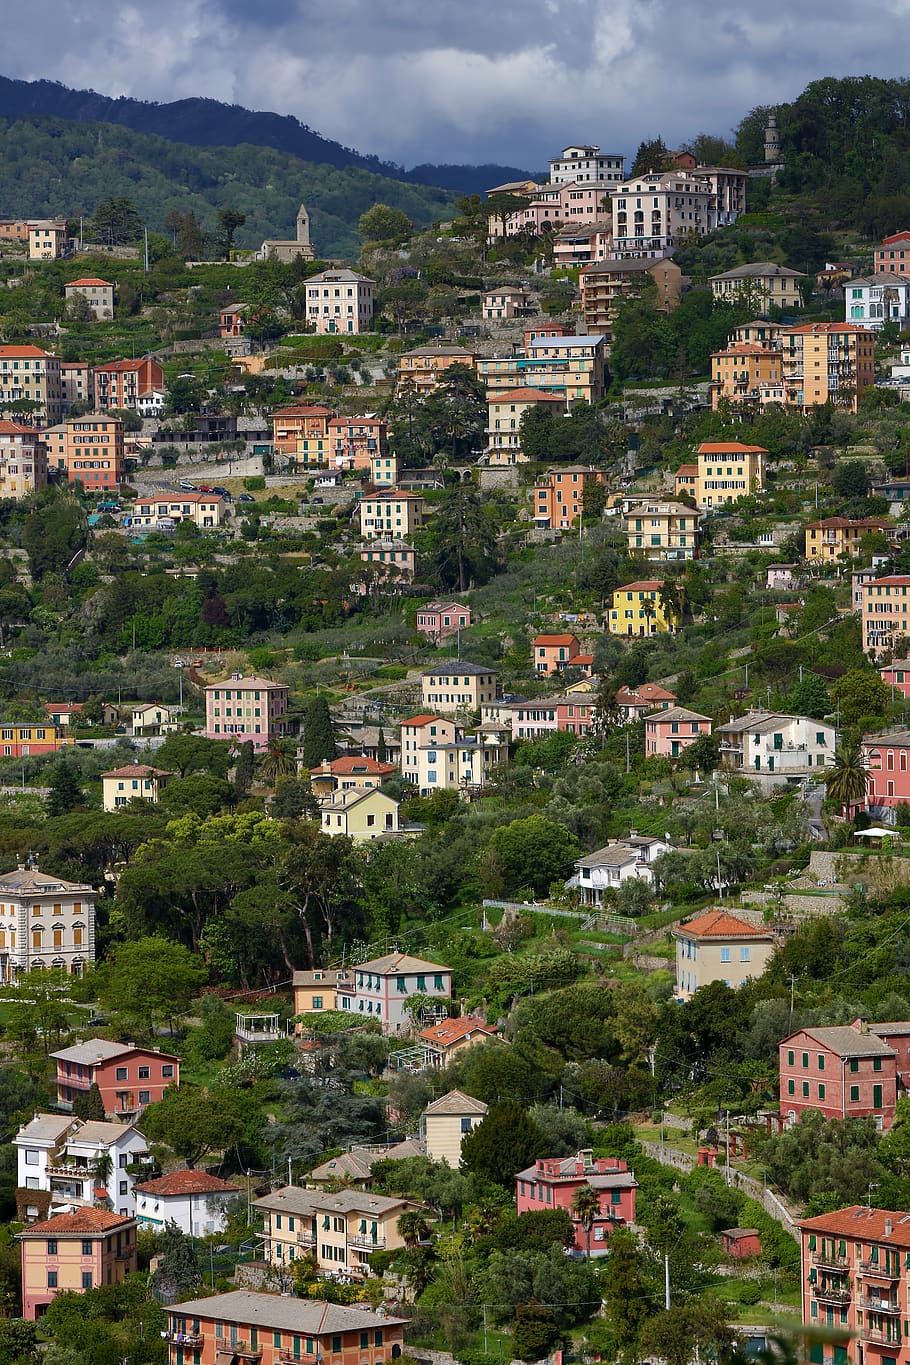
(860, 1018, 869, 1034)
(886, 1219, 893, 1237)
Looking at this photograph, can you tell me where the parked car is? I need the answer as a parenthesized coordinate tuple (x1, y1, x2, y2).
(212, 486, 231, 498)
(196, 484, 213, 493)
(179, 480, 196, 491)
(311, 496, 324, 504)
(238, 492, 256, 503)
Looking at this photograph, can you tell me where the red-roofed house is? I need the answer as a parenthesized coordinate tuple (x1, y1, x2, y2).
(675, 463, 698, 499)
(693, 441, 767, 508)
(615, 683, 677, 721)
(271, 404, 335, 465)
(309, 756, 397, 801)
(779, 1021, 904, 1131)
(645, 706, 712, 759)
(533, 634, 591, 677)
(400, 714, 457, 784)
(101, 764, 174, 812)
(64, 278, 114, 320)
(779, 322, 876, 411)
(51, 1040, 179, 1117)
(673, 911, 777, 1000)
(876, 229, 910, 276)
(92, 358, 164, 412)
(516, 1153, 637, 1256)
(880, 660, 910, 701)
(18, 1207, 137, 1318)
(420, 1016, 502, 1068)
(134, 1170, 242, 1236)
(416, 602, 471, 641)
(0, 345, 63, 425)
(806, 517, 891, 563)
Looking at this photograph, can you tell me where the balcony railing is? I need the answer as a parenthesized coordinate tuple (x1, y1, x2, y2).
(297, 1228, 316, 1246)
(813, 1253, 849, 1271)
(814, 1286, 852, 1304)
(863, 1327, 902, 1346)
(863, 1298, 901, 1314)
(349, 1234, 386, 1251)
(860, 1260, 900, 1278)
(164, 1332, 204, 1347)
(215, 1339, 263, 1359)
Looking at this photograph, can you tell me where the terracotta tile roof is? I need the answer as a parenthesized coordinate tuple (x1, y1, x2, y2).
(676, 463, 698, 475)
(697, 442, 768, 454)
(616, 580, 665, 592)
(674, 910, 774, 941)
(419, 1017, 500, 1047)
(0, 345, 51, 357)
(798, 1205, 910, 1245)
(806, 517, 890, 530)
(66, 277, 113, 287)
(312, 757, 397, 777)
(0, 419, 40, 434)
(533, 634, 579, 647)
(22, 1207, 132, 1235)
(101, 764, 173, 779)
(401, 714, 444, 727)
(134, 1170, 242, 1197)
(272, 404, 334, 418)
(616, 683, 676, 704)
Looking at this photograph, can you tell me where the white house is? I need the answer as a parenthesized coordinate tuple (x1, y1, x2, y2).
(130, 702, 179, 735)
(336, 952, 453, 1036)
(133, 1170, 242, 1236)
(14, 1113, 152, 1219)
(846, 274, 910, 330)
(423, 1090, 489, 1165)
(568, 836, 673, 907)
(716, 709, 837, 791)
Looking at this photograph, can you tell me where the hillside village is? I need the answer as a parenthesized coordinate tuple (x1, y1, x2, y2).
(7, 75, 910, 1365)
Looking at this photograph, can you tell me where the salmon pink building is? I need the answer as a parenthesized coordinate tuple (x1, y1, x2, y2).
(18, 1207, 137, 1319)
(415, 602, 471, 641)
(204, 672, 290, 750)
(862, 731, 910, 810)
(880, 661, 910, 701)
(533, 634, 593, 677)
(779, 1021, 905, 1131)
(93, 358, 164, 412)
(516, 1152, 637, 1255)
(51, 1039, 179, 1119)
(644, 706, 711, 758)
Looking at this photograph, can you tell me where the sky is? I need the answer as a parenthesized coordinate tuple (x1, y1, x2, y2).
(4, 0, 910, 169)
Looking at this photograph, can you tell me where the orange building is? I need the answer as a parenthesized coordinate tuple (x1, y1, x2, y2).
(533, 465, 606, 530)
(18, 1208, 137, 1319)
(47, 415, 125, 490)
(271, 404, 334, 466)
(396, 346, 476, 395)
(876, 229, 910, 278)
(779, 323, 876, 411)
(710, 343, 782, 409)
(92, 358, 164, 412)
(328, 416, 388, 471)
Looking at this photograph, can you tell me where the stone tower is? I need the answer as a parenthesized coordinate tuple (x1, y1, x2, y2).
(296, 204, 311, 247)
(764, 114, 781, 163)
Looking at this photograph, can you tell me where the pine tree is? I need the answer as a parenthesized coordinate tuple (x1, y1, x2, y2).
(73, 1083, 105, 1121)
(233, 740, 255, 796)
(377, 728, 387, 763)
(46, 762, 83, 817)
(299, 696, 336, 768)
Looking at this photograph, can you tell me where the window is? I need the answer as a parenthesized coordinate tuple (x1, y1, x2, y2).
(461, 1117, 472, 1134)
(787, 1049, 794, 1065)
(740, 947, 750, 962)
(47, 1271, 57, 1288)
(850, 1058, 859, 1073)
(138, 1090, 150, 1106)
(361, 1334, 370, 1350)
(82, 1239, 93, 1256)
(115, 1067, 128, 1081)
(802, 1052, 809, 1068)
(787, 1079, 794, 1095)
(119, 1181, 128, 1195)
(332, 1337, 342, 1354)
(874, 1057, 883, 1072)
(138, 1066, 150, 1080)
(819, 1084, 826, 1100)
(82, 1272, 92, 1289)
(47, 1239, 58, 1256)
(162, 1065, 174, 1079)
(802, 1081, 810, 1098)
(818, 1054, 825, 1071)
(850, 1085, 860, 1102)
(720, 947, 731, 963)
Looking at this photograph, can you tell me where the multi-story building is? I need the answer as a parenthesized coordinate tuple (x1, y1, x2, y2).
(293, 968, 352, 1016)
(876, 229, 910, 277)
(424, 1090, 488, 1164)
(673, 910, 777, 1001)
(779, 323, 876, 411)
(420, 663, 498, 714)
(779, 1021, 904, 1130)
(18, 1208, 137, 1319)
(134, 1170, 242, 1236)
(309, 757, 397, 802)
(579, 255, 682, 333)
(553, 223, 614, 268)
(880, 660, 910, 700)
(710, 343, 782, 409)
(304, 269, 374, 335)
(549, 145, 625, 186)
(516, 1153, 637, 1255)
(320, 787, 402, 841)
(709, 262, 803, 311)
(271, 404, 333, 465)
(488, 182, 613, 239)
(92, 358, 164, 412)
(0, 420, 47, 498)
(407, 730, 509, 796)
(798, 1204, 910, 1365)
(60, 362, 94, 412)
(863, 576, 910, 656)
(532, 634, 594, 677)
(129, 492, 225, 530)
(610, 171, 718, 259)
(808, 517, 892, 565)
(162, 1292, 406, 1365)
(130, 702, 179, 736)
(419, 1016, 502, 1069)
(358, 539, 415, 583)
(14, 1113, 151, 1219)
(101, 763, 173, 812)
(533, 465, 606, 530)
(519, 333, 607, 403)
(219, 303, 250, 337)
(483, 287, 529, 320)
(64, 277, 114, 320)
(716, 710, 837, 790)
(415, 602, 471, 641)
(28, 221, 67, 260)
(645, 706, 712, 758)
(608, 580, 682, 636)
(690, 441, 767, 508)
(400, 715, 458, 784)
(370, 452, 398, 487)
(204, 672, 290, 750)
(0, 865, 94, 981)
(49, 415, 124, 491)
(624, 498, 702, 561)
(335, 952, 452, 1035)
(615, 682, 677, 721)
(397, 346, 475, 395)
(328, 416, 387, 472)
(51, 1039, 179, 1117)
(846, 273, 910, 329)
(568, 836, 674, 905)
(675, 463, 698, 500)
(359, 491, 425, 542)
(485, 387, 565, 466)
(0, 723, 73, 760)
(254, 1186, 419, 1276)
(0, 219, 32, 244)
(0, 345, 63, 426)
(863, 730, 910, 809)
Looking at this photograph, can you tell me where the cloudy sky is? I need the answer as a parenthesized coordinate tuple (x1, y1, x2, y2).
(4, 0, 909, 168)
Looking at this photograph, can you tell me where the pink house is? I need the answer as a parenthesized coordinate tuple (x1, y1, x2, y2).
(516, 1151, 637, 1255)
(18, 1208, 137, 1319)
(204, 672, 290, 751)
(645, 706, 712, 758)
(615, 683, 676, 722)
(533, 634, 582, 676)
(779, 1021, 902, 1131)
(555, 697, 597, 735)
(490, 183, 611, 239)
(416, 602, 471, 641)
(862, 730, 910, 808)
(880, 661, 910, 701)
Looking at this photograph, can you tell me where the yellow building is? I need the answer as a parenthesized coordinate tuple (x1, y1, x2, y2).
(0, 346, 63, 426)
(320, 788, 401, 841)
(253, 1186, 421, 1278)
(397, 346, 475, 395)
(805, 516, 892, 564)
(691, 441, 766, 509)
(779, 323, 876, 412)
(485, 387, 565, 466)
(608, 580, 682, 637)
(709, 262, 803, 311)
(101, 764, 173, 813)
(477, 335, 607, 403)
(359, 491, 425, 541)
(423, 1089, 488, 1165)
(0, 421, 47, 498)
(674, 909, 777, 1001)
(292, 968, 352, 1015)
(624, 499, 702, 561)
(421, 663, 499, 714)
(710, 344, 782, 410)
(28, 221, 67, 260)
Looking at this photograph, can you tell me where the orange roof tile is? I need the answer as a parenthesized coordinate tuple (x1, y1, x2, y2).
(23, 1207, 132, 1235)
(697, 442, 768, 454)
(534, 634, 579, 647)
(675, 910, 774, 941)
(66, 277, 113, 287)
(0, 345, 51, 357)
(400, 714, 442, 727)
(617, 580, 665, 592)
(419, 1017, 500, 1046)
(313, 757, 397, 777)
(133, 1170, 242, 1197)
(798, 1205, 910, 1246)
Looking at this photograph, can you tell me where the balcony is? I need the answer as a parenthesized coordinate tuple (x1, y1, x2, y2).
(863, 1299, 901, 1314)
(814, 1253, 849, 1272)
(215, 1339, 262, 1359)
(860, 1260, 900, 1278)
(297, 1227, 316, 1246)
(164, 1332, 204, 1347)
(349, 1234, 386, 1251)
(863, 1328, 903, 1347)
(814, 1285, 852, 1305)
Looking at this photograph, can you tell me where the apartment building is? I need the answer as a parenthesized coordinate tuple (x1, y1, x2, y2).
(358, 538, 415, 582)
(779, 323, 876, 411)
(304, 268, 374, 335)
(19, 1208, 137, 1319)
(93, 358, 164, 412)
(0, 421, 47, 498)
(709, 262, 803, 311)
(0, 345, 63, 425)
(407, 730, 509, 796)
(254, 1186, 419, 1276)
(397, 346, 476, 395)
(710, 343, 782, 410)
(863, 730, 910, 808)
(162, 1292, 406, 1365)
(520, 333, 607, 403)
(293, 968, 352, 1016)
(862, 576, 910, 656)
(488, 182, 613, 239)
(610, 171, 718, 259)
(624, 498, 701, 560)
(780, 1022, 903, 1130)
(129, 492, 226, 530)
(674, 910, 777, 1001)
(101, 764, 173, 812)
(271, 405, 333, 466)
(335, 952, 452, 1034)
(60, 361, 94, 412)
(485, 387, 565, 466)
(533, 465, 606, 530)
(400, 715, 458, 784)
(716, 710, 837, 790)
(533, 633, 588, 677)
(0, 723, 73, 759)
(806, 517, 891, 564)
(507, 697, 592, 740)
(0, 864, 94, 982)
(483, 287, 529, 319)
(880, 660, 910, 700)
(329, 416, 387, 471)
(420, 663, 498, 714)
(516, 1153, 637, 1255)
(204, 672, 290, 750)
(876, 229, 910, 277)
(134, 1170, 242, 1236)
(370, 452, 398, 486)
(14, 1113, 151, 1219)
(579, 255, 682, 332)
(846, 273, 910, 329)
(51, 1040, 179, 1117)
(608, 581, 681, 636)
(549, 144, 625, 186)
(553, 223, 614, 268)
(359, 491, 425, 541)
(64, 277, 114, 320)
(691, 441, 766, 508)
(28, 220, 67, 260)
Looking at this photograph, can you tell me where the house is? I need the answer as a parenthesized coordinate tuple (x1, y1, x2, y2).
(423, 1089, 488, 1164)
(51, 1040, 179, 1118)
(0, 864, 95, 982)
(675, 463, 698, 499)
(767, 564, 797, 590)
(14, 1114, 151, 1219)
(568, 836, 673, 905)
(136, 388, 166, 418)
(256, 204, 315, 263)
(370, 452, 398, 486)
(60, 361, 94, 412)
(254, 1186, 420, 1276)
(519, 333, 608, 403)
(219, 303, 250, 337)
(134, 1170, 242, 1236)
(92, 358, 165, 412)
(614, 683, 677, 721)
(798, 1205, 910, 1364)
(610, 170, 720, 259)
(407, 729, 509, 796)
(204, 673, 290, 750)
(862, 576, 910, 657)
(64, 278, 114, 320)
(806, 517, 891, 563)
(579, 256, 682, 333)
(715, 709, 836, 790)
(483, 287, 529, 320)
(129, 492, 226, 529)
(779, 323, 876, 411)
(359, 491, 425, 541)
(534, 465, 606, 529)
(328, 415, 388, 471)
(163, 1292, 406, 1365)
(358, 539, 416, 583)
(416, 602, 471, 641)
(779, 1022, 906, 1130)
(846, 274, 910, 329)
(722, 1228, 761, 1259)
(645, 706, 711, 758)
(710, 343, 782, 409)
(28, 220, 67, 260)
(321, 788, 401, 841)
(533, 634, 592, 677)
(487, 181, 612, 241)
(0, 344, 63, 425)
(305, 268, 374, 335)
(876, 229, 910, 276)
(130, 702, 179, 736)
(674, 910, 777, 1001)
(709, 262, 803, 311)
(18, 1208, 137, 1319)
(309, 756, 397, 801)
(880, 660, 910, 700)
(554, 695, 598, 736)
(857, 562, 891, 614)
(624, 499, 702, 561)
(553, 222, 614, 268)
(101, 764, 173, 812)
(293, 968, 353, 1017)
(419, 1016, 502, 1069)
(307, 1139, 425, 1187)
(271, 404, 334, 467)
(549, 145, 625, 186)
(0, 723, 74, 759)
(400, 714, 458, 783)
(516, 1152, 637, 1255)
(335, 952, 453, 1035)
(45, 414, 124, 491)
(397, 346, 476, 395)
(0, 420, 47, 499)
(484, 388, 565, 466)
(608, 581, 682, 636)
(421, 663, 498, 714)
(691, 441, 767, 509)
(43, 703, 84, 728)
(862, 731, 910, 810)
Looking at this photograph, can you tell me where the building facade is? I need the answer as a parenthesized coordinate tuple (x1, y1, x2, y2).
(19, 1209, 137, 1319)
(610, 171, 718, 258)
(101, 764, 173, 812)
(305, 269, 374, 335)
(335, 953, 452, 1035)
(674, 910, 777, 1001)
(134, 1170, 242, 1236)
(0, 345, 63, 425)
(692, 441, 766, 508)
(359, 492, 425, 541)
(846, 273, 910, 329)
(14, 1114, 151, 1219)
(709, 262, 803, 311)
(485, 387, 565, 466)
(516, 1153, 637, 1255)
(129, 493, 225, 529)
(624, 499, 701, 560)
(862, 576, 910, 656)
(579, 255, 682, 332)
(533, 465, 606, 529)
(608, 581, 681, 636)
(420, 663, 498, 714)
(397, 346, 475, 395)
(423, 1089, 488, 1165)
(254, 1186, 418, 1277)
(807, 517, 891, 564)
(50, 415, 124, 490)
(863, 731, 910, 809)
(779, 1023, 900, 1130)
(0, 865, 94, 981)
(93, 358, 164, 412)
(710, 343, 782, 409)
(645, 706, 712, 758)
(51, 1040, 179, 1118)
(716, 710, 837, 788)
(64, 278, 114, 320)
(204, 673, 290, 749)
(780, 323, 876, 411)
(549, 145, 625, 186)
(0, 420, 47, 498)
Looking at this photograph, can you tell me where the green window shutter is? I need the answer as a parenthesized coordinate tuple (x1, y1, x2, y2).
(809, 1235, 816, 1250)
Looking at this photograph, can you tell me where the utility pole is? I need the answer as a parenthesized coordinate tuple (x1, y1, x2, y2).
(625, 731, 630, 773)
(664, 1251, 671, 1310)
(144, 226, 149, 273)
(725, 1109, 731, 1186)
(789, 973, 796, 1026)
(483, 1305, 488, 1354)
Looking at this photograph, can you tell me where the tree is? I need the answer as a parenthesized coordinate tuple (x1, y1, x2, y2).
(789, 671, 831, 720)
(601, 1227, 655, 1351)
(141, 1086, 244, 1165)
(631, 137, 673, 175)
(279, 826, 361, 966)
(0, 1319, 38, 1365)
(429, 487, 499, 592)
(233, 740, 255, 797)
(460, 1101, 548, 1186)
(91, 196, 142, 246)
(155, 733, 232, 778)
(272, 776, 319, 820)
(46, 762, 84, 817)
(359, 204, 413, 243)
(216, 208, 247, 257)
(397, 1210, 431, 1248)
(72, 1083, 105, 1121)
(98, 935, 207, 1036)
(64, 291, 92, 324)
(513, 1304, 562, 1362)
(571, 1184, 601, 1260)
(258, 741, 298, 785)
(486, 815, 580, 897)
(830, 669, 890, 727)
(639, 1303, 739, 1365)
(832, 459, 870, 500)
(92, 1152, 113, 1186)
(299, 696, 336, 768)
(151, 1220, 202, 1299)
(823, 740, 871, 818)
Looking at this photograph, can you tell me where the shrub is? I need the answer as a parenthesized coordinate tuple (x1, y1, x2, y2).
(243, 476, 266, 491)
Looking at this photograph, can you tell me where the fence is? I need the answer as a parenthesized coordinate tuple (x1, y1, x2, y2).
(480, 900, 636, 936)
(639, 1140, 800, 1243)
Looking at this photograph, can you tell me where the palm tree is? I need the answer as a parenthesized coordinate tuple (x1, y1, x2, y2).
(92, 1152, 113, 1197)
(824, 740, 870, 819)
(397, 1210, 431, 1249)
(572, 1185, 602, 1260)
(258, 741, 296, 785)
(642, 597, 656, 635)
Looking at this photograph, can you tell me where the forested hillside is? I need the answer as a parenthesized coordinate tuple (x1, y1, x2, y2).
(0, 115, 455, 258)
